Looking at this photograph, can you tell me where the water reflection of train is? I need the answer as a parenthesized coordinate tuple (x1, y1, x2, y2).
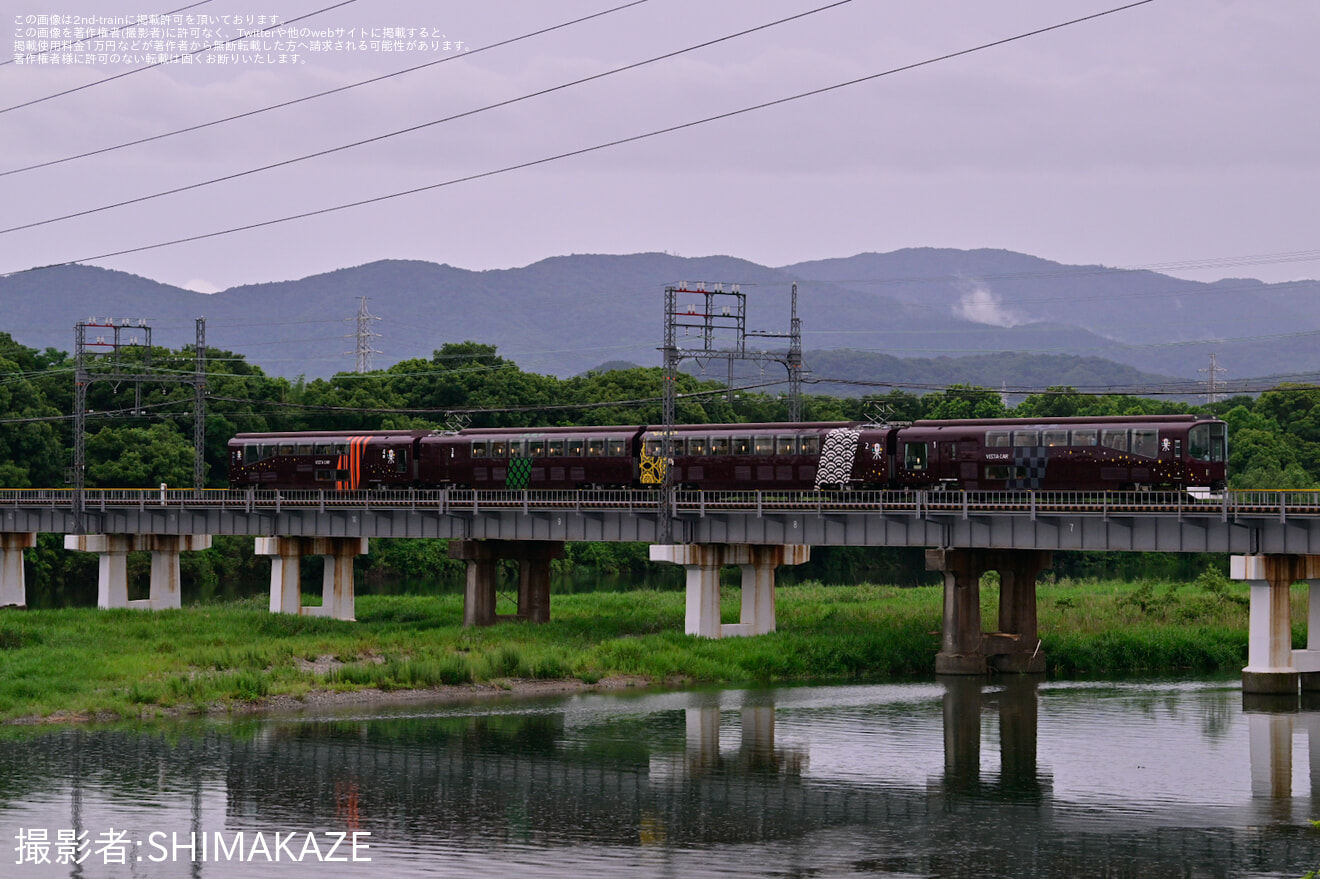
(228, 415, 1228, 493)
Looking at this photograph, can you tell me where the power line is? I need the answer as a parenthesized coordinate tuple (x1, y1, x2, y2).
(0, 0, 361, 115)
(0, 0, 651, 178)
(803, 375, 1310, 399)
(205, 378, 784, 418)
(0, 0, 856, 236)
(789, 268, 1320, 311)
(3, 0, 1156, 274)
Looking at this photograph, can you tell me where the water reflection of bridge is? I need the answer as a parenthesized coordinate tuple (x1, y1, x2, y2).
(1, 684, 1317, 876)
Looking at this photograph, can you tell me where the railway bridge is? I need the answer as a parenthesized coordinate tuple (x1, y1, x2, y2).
(1, 487, 1319, 693)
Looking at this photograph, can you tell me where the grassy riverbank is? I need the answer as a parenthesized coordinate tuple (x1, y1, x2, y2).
(0, 572, 1290, 724)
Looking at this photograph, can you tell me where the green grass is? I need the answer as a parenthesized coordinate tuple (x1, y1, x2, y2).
(0, 574, 1285, 723)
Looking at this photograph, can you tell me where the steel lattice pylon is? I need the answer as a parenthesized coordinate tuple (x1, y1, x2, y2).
(348, 297, 382, 374)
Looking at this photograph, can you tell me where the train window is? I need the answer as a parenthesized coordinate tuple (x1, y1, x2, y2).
(567, 439, 585, 456)
(1042, 430, 1068, 447)
(801, 435, 820, 455)
(608, 438, 627, 456)
(548, 440, 565, 457)
(986, 431, 1010, 447)
(1012, 430, 1039, 447)
(753, 436, 774, 455)
(986, 465, 1025, 481)
(259, 444, 275, 459)
(1188, 426, 1206, 461)
(905, 442, 928, 471)
(777, 435, 797, 455)
(1189, 423, 1226, 462)
(1101, 429, 1128, 452)
(296, 443, 313, 455)
(528, 438, 547, 456)
(1131, 429, 1158, 458)
(243, 444, 259, 464)
(670, 438, 686, 456)
(643, 438, 663, 456)
(315, 469, 335, 481)
(471, 441, 488, 458)
(733, 436, 751, 455)
(314, 443, 334, 455)
(395, 449, 408, 472)
(1070, 429, 1098, 446)
(278, 443, 295, 455)
(587, 439, 605, 456)
(710, 437, 729, 456)
(490, 441, 508, 458)
(687, 437, 707, 456)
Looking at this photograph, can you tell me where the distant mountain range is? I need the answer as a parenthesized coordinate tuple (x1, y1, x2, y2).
(2, 249, 1317, 394)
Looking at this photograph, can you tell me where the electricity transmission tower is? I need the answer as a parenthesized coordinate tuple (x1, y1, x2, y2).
(1199, 353, 1226, 404)
(347, 297, 382, 373)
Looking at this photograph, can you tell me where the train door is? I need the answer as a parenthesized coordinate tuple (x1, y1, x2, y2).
(935, 441, 957, 484)
(957, 438, 980, 489)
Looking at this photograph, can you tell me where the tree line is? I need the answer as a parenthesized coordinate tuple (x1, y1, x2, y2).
(1, 332, 1315, 603)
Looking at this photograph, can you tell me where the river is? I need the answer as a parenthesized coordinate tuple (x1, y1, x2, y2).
(1, 678, 1315, 877)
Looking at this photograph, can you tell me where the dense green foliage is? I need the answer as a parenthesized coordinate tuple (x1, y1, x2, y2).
(0, 576, 1276, 723)
(6, 331, 1317, 491)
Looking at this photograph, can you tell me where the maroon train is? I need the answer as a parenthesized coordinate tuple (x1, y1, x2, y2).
(228, 414, 1227, 493)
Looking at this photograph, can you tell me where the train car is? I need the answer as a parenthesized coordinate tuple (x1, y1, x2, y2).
(227, 415, 1228, 494)
(419, 425, 646, 489)
(228, 430, 431, 490)
(638, 422, 856, 490)
(885, 415, 1226, 491)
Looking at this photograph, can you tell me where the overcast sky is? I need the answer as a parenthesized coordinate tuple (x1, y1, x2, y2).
(2, 0, 1317, 293)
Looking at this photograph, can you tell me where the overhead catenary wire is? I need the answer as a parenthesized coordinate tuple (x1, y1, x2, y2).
(0, 0, 858, 236)
(3, 0, 1157, 275)
(0, 0, 652, 178)
(803, 376, 1320, 398)
(205, 377, 789, 417)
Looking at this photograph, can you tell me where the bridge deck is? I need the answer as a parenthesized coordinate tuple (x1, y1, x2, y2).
(0, 488, 1317, 552)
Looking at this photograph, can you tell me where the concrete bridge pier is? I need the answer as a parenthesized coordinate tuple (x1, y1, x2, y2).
(926, 548, 1052, 675)
(649, 544, 810, 638)
(65, 534, 213, 610)
(1232, 554, 1320, 694)
(448, 539, 566, 626)
(0, 533, 36, 608)
(256, 536, 368, 620)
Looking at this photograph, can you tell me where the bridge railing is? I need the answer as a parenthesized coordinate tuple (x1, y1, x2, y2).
(4, 487, 1320, 519)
